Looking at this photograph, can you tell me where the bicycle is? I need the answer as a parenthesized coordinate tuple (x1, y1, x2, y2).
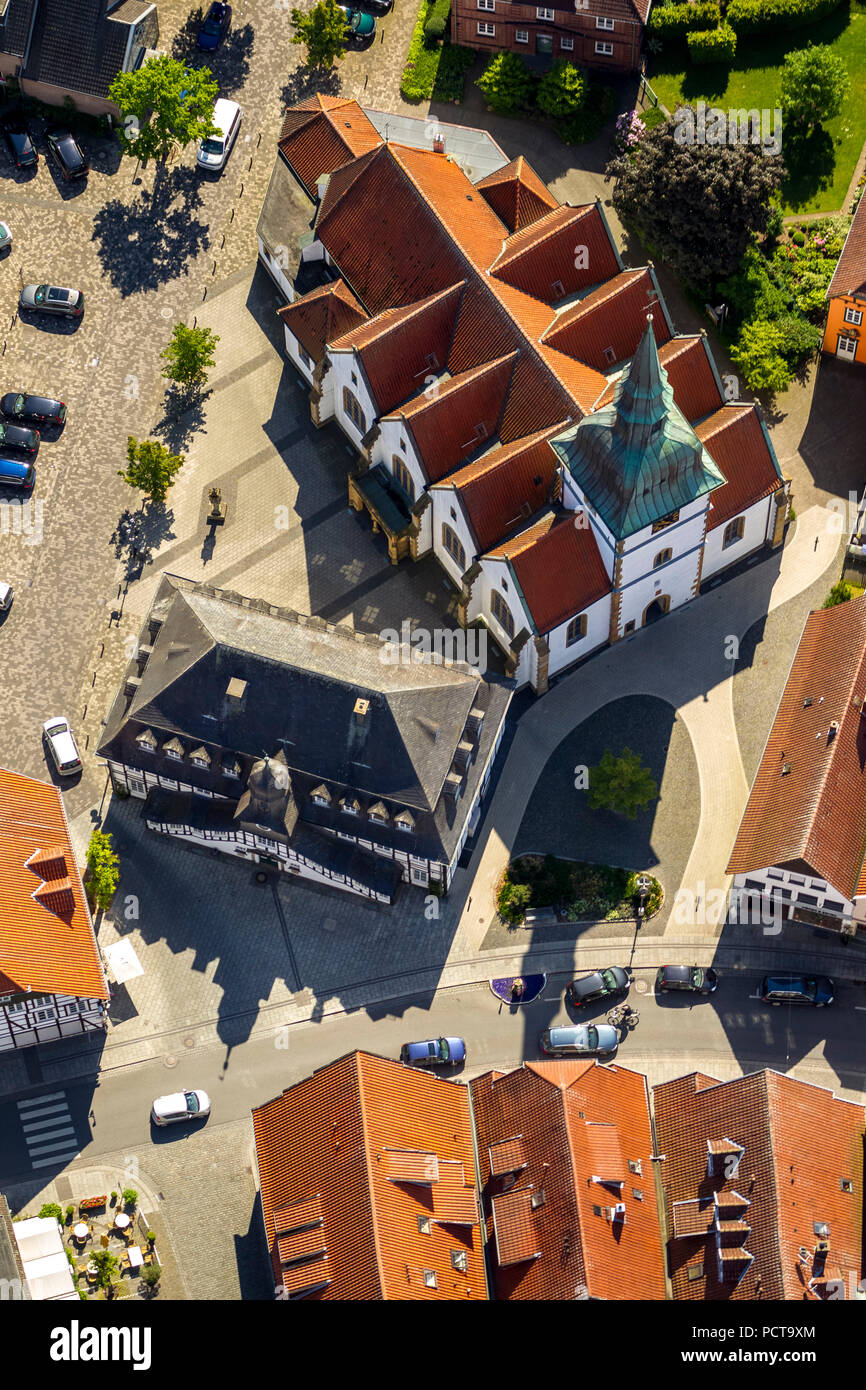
(606, 1004, 640, 1029)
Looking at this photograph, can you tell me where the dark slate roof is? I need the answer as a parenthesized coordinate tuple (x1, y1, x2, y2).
(0, 0, 38, 59)
(17, 0, 153, 101)
(552, 318, 725, 540)
(100, 579, 490, 812)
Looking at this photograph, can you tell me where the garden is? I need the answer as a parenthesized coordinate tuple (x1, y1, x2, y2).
(21, 1191, 165, 1301)
(400, 0, 476, 103)
(498, 853, 663, 926)
(646, 0, 866, 213)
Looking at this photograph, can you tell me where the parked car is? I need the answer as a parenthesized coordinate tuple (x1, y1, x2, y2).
(46, 129, 89, 181)
(357, 0, 392, 11)
(760, 974, 834, 1007)
(656, 965, 718, 995)
(42, 717, 82, 776)
(566, 967, 630, 1009)
(195, 97, 241, 174)
(151, 1089, 211, 1126)
(0, 421, 38, 455)
(339, 5, 376, 37)
(1, 112, 37, 168)
(1, 392, 66, 427)
(400, 1037, 466, 1068)
(0, 222, 11, 250)
(0, 581, 13, 611)
(539, 1024, 619, 1057)
(197, 0, 232, 49)
(0, 457, 34, 491)
(19, 284, 84, 319)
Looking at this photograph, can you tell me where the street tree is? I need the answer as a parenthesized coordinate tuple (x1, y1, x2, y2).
(109, 55, 219, 167)
(86, 830, 120, 911)
(119, 437, 185, 505)
(290, 0, 347, 71)
(90, 1249, 120, 1299)
(606, 115, 783, 290)
(780, 44, 850, 135)
(588, 748, 659, 820)
(160, 322, 220, 392)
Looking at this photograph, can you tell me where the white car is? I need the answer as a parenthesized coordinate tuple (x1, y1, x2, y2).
(0, 581, 12, 610)
(150, 1089, 210, 1127)
(0, 222, 11, 250)
(42, 716, 82, 776)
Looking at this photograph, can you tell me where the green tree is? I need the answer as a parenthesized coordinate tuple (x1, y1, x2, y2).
(109, 55, 219, 168)
(476, 51, 536, 115)
(823, 581, 862, 608)
(90, 1249, 119, 1299)
(729, 320, 793, 393)
(606, 114, 783, 291)
(291, 0, 347, 71)
(86, 830, 120, 911)
(780, 44, 850, 135)
(161, 322, 220, 392)
(119, 436, 185, 505)
(536, 61, 587, 119)
(588, 748, 659, 820)
(38, 1203, 63, 1223)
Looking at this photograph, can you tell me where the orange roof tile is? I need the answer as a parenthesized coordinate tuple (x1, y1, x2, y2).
(542, 268, 672, 367)
(490, 204, 621, 304)
(727, 596, 866, 898)
(828, 193, 866, 299)
(252, 1051, 487, 1300)
(697, 405, 782, 531)
(653, 1070, 864, 1301)
(433, 424, 565, 552)
(0, 768, 108, 1000)
(471, 1061, 665, 1301)
(395, 354, 517, 483)
(277, 280, 368, 364)
(487, 510, 611, 635)
(489, 1136, 528, 1176)
(595, 335, 724, 423)
(278, 96, 381, 197)
(475, 155, 559, 232)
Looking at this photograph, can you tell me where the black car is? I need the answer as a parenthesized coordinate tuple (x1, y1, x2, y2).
(1, 392, 66, 428)
(357, 0, 393, 11)
(656, 965, 718, 995)
(0, 420, 38, 455)
(761, 974, 834, 1007)
(1, 113, 38, 169)
(566, 966, 630, 1008)
(46, 129, 89, 181)
(197, 1, 232, 49)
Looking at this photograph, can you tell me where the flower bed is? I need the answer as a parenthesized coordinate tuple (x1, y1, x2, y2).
(498, 854, 663, 925)
(79, 1196, 107, 1212)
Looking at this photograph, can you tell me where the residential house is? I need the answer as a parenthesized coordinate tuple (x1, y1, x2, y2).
(97, 575, 511, 899)
(451, 0, 649, 72)
(0, 767, 109, 1052)
(727, 595, 866, 938)
(822, 191, 866, 364)
(654, 1069, 864, 1300)
(470, 1059, 666, 1300)
(262, 98, 791, 695)
(251, 1051, 489, 1299)
(0, 0, 159, 117)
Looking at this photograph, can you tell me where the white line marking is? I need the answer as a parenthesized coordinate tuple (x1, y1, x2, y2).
(21, 1113, 72, 1133)
(32, 1151, 80, 1169)
(26, 1125, 75, 1145)
(29, 1136, 78, 1156)
(17, 1092, 66, 1109)
(20, 1104, 69, 1123)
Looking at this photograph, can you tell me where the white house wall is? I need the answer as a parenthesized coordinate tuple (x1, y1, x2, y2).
(329, 350, 378, 446)
(373, 417, 426, 503)
(730, 866, 857, 924)
(283, 325, 316, 387)
(432, 488, 479, 581)
(546, 590, 611, 679)
(702, 496, 773, 581)
(258, 237, 296, 303)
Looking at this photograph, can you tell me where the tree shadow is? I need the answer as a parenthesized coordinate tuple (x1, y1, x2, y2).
(172, 9, 256, 97)
(279, 64, 341, 113)
(91, 164, 210, 295)
(781, 127, 836, 210)
(110, 502, 177, 579)
(152, 384, 211, 454)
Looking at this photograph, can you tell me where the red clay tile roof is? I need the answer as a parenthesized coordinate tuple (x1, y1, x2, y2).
(489, 1136, 528, 1176)
(697, 405, 783, 531)
(0, 768, 108, 1000)
(475, 155, 559, 232)
(252, 1050, 487, 1300)
(827, 194, 866, 299)
(330, 283, 465, 415)
(395, 354, 517, 483)
(278, 96, 381, 197)
(470, 1061, 665, 1300)
(487, 510, 611, 635)
(489, 204, 621, 304)
(653, 1070, 864, 1301)
(277, 280, 368, 364)
(432, 424, 566, 552)
(595, 335, 724, 423)
(542, 268, 672, 367)
(727, 596, 866, 898)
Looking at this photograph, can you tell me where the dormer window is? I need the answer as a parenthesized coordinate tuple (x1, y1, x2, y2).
(341, 797, 360, 817)
(311, 784, 332, 807)
(603, 346, 617, 364)
(136, 728, 158, 752)
(189, 746, 211, 769)
(162, 738, 185, 761)
(394, 810, 415, 832)
(222, 759, 241, 779)
(368, 802, 389, 824)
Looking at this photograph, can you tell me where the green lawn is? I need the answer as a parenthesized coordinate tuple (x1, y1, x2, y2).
(647, 3, 866, 213)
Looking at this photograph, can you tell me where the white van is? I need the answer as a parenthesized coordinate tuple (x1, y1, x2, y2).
(196, 98, 241, 174)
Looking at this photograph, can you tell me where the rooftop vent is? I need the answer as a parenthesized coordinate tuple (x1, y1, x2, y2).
(828, 721, 839, 741)
(803, 696, 813, 708)
(433, 133, 445, 154)
(354, 698, 370, 718)
(226, 677, 247, 702)
(782, 763, 792, 775)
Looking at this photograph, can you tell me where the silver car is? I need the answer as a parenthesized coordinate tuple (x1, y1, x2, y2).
(19, 283, 84, 318)
(42, 716, 82, 775)
(539, 1024, 619, 1057)
(0, 581, 12, 610)
(150, 1089, 211, 1126)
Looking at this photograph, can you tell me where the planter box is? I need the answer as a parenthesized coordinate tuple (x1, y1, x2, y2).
(79, 1196, 107, 1211)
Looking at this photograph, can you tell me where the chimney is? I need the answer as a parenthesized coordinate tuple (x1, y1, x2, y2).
(354, 697, 370, 720)
(433, 132, 445, 155)
(828, 720, 839, 742)
(225, 677, 247, 715)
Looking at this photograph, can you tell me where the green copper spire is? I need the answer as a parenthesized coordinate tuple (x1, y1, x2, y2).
(552, 318, 725, 540)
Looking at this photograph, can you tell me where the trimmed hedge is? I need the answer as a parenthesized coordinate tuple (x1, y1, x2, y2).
(423, 0, 450, 40)
(726, 0, 845, 33)
(687, 22, 737, 62)
(648, 2, 721, 35)
(401, 0, 475, 103)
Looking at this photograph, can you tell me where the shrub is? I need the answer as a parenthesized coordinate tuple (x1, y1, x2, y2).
(39, 1203, 63, 1223)
(765, 202, 784, 241)
(773, 315, 821, 365)
(122, 1189, 138, 1208)
(791, 230, 806, 246)
(424, 15, 445, 38)
(536, 60, 587, 119)
(625, 871, 663, 918)
(401, 0, 474, 102)
(423, 0, 450, 37)
(648, 1, 720, 35)
(615, 109, 647, 152)
(146, 1231, 157, 1245)
(730, 320, 793, 392)
(824, 581, 863, 607)
(687, 23, 737, 63)
(497, 879, 532, 924)
(726, 0, 844, 35)
(140, 1264, 162, 1289)
(560, 83, 617, 143)
(476, 51, 536, 114)
(65, 1205, 75, 1224)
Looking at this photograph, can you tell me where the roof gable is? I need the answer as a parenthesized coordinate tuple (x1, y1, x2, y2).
(278, 97, 381, 197)
(278, 280, 369, 364)
(697, 405, 782, 531)
(396, 353, 517, 483)
(827, 195, 866, 300)
(542, 268, 672, 368)
(475, 155, 559, 232)
(489, 204, 620, 304)
(488, 509, 611, 634)
(436, 424, 565, 552)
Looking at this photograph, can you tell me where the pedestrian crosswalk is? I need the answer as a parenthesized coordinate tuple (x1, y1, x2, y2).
(17, 1091, 80, 1170)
